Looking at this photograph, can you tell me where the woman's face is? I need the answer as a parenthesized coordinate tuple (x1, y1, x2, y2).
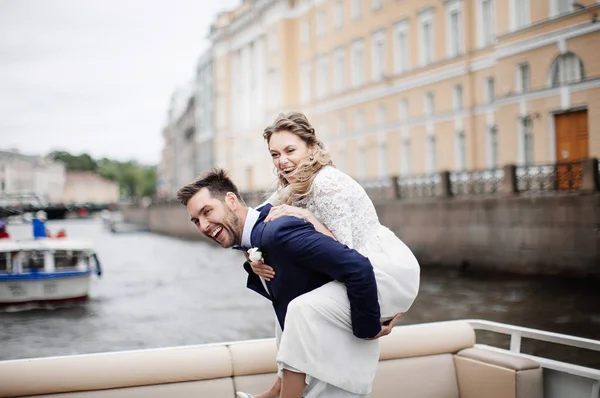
(269, 130, 313, 183)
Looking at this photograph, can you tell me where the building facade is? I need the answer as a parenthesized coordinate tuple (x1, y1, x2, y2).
(158, 85, 196, 196)
(205, 0, 600, 191)
(156, 126, 175, 199)
(195, 49, 216, 177)
(0, 150, 66, 204)
(63, 172, 120, 205)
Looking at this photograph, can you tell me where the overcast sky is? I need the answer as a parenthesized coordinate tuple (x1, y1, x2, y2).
(0, 0, 240, 165)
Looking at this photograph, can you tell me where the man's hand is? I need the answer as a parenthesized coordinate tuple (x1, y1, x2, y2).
(365, 313, 402, 340)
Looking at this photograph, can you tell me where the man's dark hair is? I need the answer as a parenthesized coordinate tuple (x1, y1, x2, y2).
(176, 168, 245, 206)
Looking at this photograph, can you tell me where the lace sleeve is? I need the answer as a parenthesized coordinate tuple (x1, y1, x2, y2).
(266, 191, 280, 206)
(311, 172, 354, 248)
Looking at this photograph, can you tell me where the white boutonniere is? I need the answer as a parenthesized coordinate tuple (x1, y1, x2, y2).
(247, 247, 264, 264)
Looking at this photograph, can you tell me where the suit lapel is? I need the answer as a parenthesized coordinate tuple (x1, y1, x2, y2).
(250, 204, 274, 297)
(250, 204, 271, 249)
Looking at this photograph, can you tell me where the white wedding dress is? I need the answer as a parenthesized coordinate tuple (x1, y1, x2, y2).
(268, 165, 421, 397)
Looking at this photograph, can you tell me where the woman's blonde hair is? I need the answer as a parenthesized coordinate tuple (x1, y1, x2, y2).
(263, 112, 333, 205)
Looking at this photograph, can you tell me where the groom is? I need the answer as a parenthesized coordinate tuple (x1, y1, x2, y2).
(177, 168, 391, 396)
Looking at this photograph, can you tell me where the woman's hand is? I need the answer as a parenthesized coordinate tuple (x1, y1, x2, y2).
(244, 251, 275, 280)
(250, 260, 275, 280)
(264, 204, 313, 223)
(365, 313, 402, 340)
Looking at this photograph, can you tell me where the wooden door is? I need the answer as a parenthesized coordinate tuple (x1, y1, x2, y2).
(554, 110, 588, 190)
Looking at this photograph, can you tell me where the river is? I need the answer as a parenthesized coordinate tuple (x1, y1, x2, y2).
(1, 219, 598, 368)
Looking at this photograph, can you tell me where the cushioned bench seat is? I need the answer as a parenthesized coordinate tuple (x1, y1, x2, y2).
(0, 321, 543, 398)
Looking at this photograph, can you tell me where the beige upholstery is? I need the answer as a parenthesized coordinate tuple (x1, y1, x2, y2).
(234, 373, 278, 396)
(229, 339, 278, 375)
(228, 339, 278, 396)
(0, 345, 232, 398)
(28, 379, 234, 398)
(0, 321, 544, 398)
(454, 348, 543, 398)
(372, 354, 460, 398)
(456, 348, 540, 371)
(379, 321, 476, 360)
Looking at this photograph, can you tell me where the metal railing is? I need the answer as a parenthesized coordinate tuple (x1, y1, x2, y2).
(397, 173, 441, 199)
(516, 161, 582, 193)
(463, 319, 600, 387)
(450, 168, 505, 196)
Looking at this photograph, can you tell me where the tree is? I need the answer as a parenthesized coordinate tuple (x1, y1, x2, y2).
(49, 151, 157, 199)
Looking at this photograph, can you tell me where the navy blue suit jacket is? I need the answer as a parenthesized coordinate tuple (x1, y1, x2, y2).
(244, 204, 381, 339)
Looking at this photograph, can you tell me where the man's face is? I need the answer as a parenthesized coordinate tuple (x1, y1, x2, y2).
(187, 188, 242, 248)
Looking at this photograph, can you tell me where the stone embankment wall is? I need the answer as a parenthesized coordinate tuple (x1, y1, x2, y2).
(121, 192, 599, 277)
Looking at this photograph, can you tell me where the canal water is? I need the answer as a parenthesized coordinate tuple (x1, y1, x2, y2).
(1, 219, 599, 368)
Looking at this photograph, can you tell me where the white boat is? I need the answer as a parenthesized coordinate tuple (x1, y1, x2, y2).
(0, 319, 598, 398)
(0, 238, 102, 307)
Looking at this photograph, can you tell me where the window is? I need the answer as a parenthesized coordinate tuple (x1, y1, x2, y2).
(401, 138, 412, 176)
(551, 0, 572, 16)
(455, 130, 467, 170)
(378, 142, 388, 178)
(479, 0, 495, 47)
(316, 11, 325, 37)
(352, 0, 362, 20)
(399, 98, 409, 122)
(372, 30, 386, 81)
(351, 39, 365, 87)
(521, 117, 534, 165)
(446, 1, 463, 58)
(376, 103, 386, 129)
(355, 109, 365, 132)
(337, 115, 346, 136)
(427, 134, 437, 173)
(333, 47, 346, 93)
(316, 56, 329, 99)
(268, 31, 278, 53)
(488, 125, 499, 167)
(335, 1, 343, 29)
(453, 84, 463, 111)
(338, 147, 347, 171)
(394, 19, 410, 74)
(372, 0, 382, 11)
(419, 10, 435, 66)
(485, 77, 495, 103)
(550, 53, 585, 87)
(517, 63, 530, 92)
(424, 91, 434, 116)
(300, 19, 310, 44)
(510, 0, 530, 29)
(300, 62, 312, 104)
(357, 146, 366, 180)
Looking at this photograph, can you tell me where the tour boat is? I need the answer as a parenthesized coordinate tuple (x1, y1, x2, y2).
(0, 238, 102, 307)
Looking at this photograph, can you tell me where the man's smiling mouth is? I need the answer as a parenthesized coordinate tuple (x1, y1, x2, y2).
(210, 226, 223, 240)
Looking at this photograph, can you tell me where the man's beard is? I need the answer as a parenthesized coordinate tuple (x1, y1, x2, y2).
(224, 208, 242, 246)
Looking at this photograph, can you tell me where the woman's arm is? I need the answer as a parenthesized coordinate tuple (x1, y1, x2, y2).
(265, 170, 355, 247)
(264, 205, 336, 240)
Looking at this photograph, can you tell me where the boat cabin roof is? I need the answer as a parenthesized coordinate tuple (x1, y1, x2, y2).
(0, 239, 94, 253)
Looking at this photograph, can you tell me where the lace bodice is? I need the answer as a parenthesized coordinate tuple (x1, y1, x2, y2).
(269, 166, 380, 252)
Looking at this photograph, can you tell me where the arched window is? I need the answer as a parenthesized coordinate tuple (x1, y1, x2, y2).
(550, 52, 585, 87)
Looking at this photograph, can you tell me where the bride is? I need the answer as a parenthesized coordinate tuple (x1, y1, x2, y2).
(238, 112, 420, 398)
